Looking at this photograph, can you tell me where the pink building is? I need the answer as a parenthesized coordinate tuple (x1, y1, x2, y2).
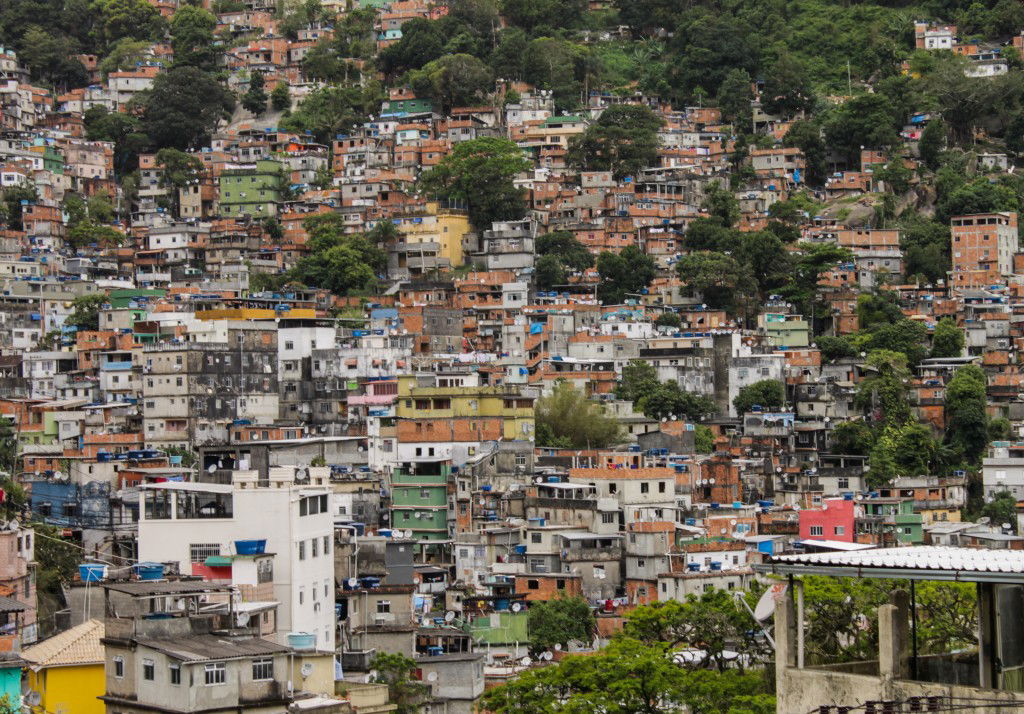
(799, 497, 856, 543)
(0, 524, 37, 646)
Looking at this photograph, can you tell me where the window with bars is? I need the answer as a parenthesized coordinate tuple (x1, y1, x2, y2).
(190, 543, 220, 562)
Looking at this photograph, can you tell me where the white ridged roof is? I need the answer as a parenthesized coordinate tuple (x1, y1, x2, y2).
(771, 546, 1024, 573)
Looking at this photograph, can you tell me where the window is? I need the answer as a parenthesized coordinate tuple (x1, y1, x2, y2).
(323, 535, 330, 554)
(205, 662, 226, 685)
(658, 481, 666, 493)
(190, 543, 220, 562)
(837, 477, 849, 489)
(169, 663, 181, 685)
(527, 579, 539, 590)
(531, 533, 542, 544)
(609, 483, 618, 495)
(637, 558, 646, 568)
(311, 538, 319, 557)
(809, 526, 823, 536)
(143, 658, 155, 680)
(113, 656, 124, 678)
(834, 526, 845, 536)
(640, 482, 649, 494)
(377, 600, 391, 614)
(298, 541, 306, 560)
(252, 658, 274, 681)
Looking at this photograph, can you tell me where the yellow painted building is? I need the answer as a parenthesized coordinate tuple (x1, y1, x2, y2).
(395, 201, 471, 270)
(21, 618, 105, 714)
(396, 375, 534, 441)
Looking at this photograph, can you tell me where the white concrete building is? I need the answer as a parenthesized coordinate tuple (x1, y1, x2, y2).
(137, 466, 336, 650)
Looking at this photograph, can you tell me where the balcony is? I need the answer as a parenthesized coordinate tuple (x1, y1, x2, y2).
(102, 360, 133, 371)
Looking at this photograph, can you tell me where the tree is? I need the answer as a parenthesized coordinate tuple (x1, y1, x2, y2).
(855, 350, 912, 428)
(1, 184, 38, 231)
(824, 93, 901, 164)
(861, 319, 930, 367)
(155, 148, 203, 217)
(568, 105, 663, 180)
(85, 106, 148, 173)
(536, 231, 594, 272)
(98, 37, 149, 77)
(169, 5, 218, 70)
(534, 254, 567, 291)
(654, 312, 681, 329)
(527, 596, 595, 656)
(242, 70, 268, 115)
(816, 335, 857, 362)
(616, 359, 660, 403)
(982, 491, 1017, 532)
(370, 652, 428, 714)
(142, 67, 235, 151)
(918, 118, 946, 170)
(702, 182, 740, 228)
(419, 137, 531, 230)
(65, 294, 108, 332)
(716, 69, 753, 128)
(93, 0, 166, 49)
(535, 381, 621, 449)
(67, 221, 126, 249)
(761, 52, 815, 118)
(783, 121, 827, 186)
(280, 85, 378, 144)
(637, 381, 715, 421)
(33, 522, 78, 599)
(378, 18, 444, 76)
(14, 25, 87, 87)
(596, 246, 656, 304)
(733, 380, 784, 416)
(857, 290, 903, 330)
(677, 252, 753, 316)
(945, 364, 989, 465)
(408, 54, 493, 114)
(694, 425, 714, 453)
(288, 214, 384, 296)
(623, 592, 763, 672)
(271, 81, 290, 111)
(931, 318, 964, 358)
(830, 420, 874, 456)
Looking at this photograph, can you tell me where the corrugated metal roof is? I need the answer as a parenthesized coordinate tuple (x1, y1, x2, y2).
(755, 546, 1024, 583)
(133, 633, 289, 662)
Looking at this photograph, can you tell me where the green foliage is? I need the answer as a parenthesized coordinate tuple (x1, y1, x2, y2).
(944, 364, 989, 466)
(85, 106, 148, 174)
(931, 317, 964, 358)
(67, 220, 126, 249)
(694, 424, 714, 453)
(370, 652, 428, 714)
(1, 184, 39, 231)
(855, 350, 912, 428)
(824, 93, 902, 164)
(783, 121, 827, 187)
(596, 246, 656, 304)
(918, 118, 946, 170)
(900, 215, 950, 284)
(271, 81, 291, 112)
(280, 84, 380, 144)
(142, 67, 236, 151)
(857, 290, 903, 331)
(638, 381, 715, 421)
(408, 53, 493, 114)
(616, 359, 659, 403)
(874, 157, 912, 195)
(419, 137, 531, 230)
(982, 490, 1017, 532)
(527, 595, 595, 655)
(242, 70, 268, 115)
(65, 293, 108, 332)
(989, 417, 1012, 442)
(859, 319, 930, 367)
(733, 380, 785, 416)
(816, 335, 857, 362)
(760, 52, 815, 118)
(535, 381, 622, 449)
(702, 182, 740, 228)
(287, 214, 383, 296)
(33, 522, 79, 598)
(568, 104, 663, 180)
(830, 419, 874, 456)
(170, 5, 218, 71)
(534, 254, 566, 291)
(161, 445, 197, 468)
(717, 69, 753, 128)
(654, 311, 681, 329)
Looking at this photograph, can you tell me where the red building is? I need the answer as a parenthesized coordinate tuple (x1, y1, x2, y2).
(799, 497, 856, 543)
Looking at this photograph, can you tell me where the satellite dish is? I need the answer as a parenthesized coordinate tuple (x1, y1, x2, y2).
(519, 657, 531, 666)
(554, 643, 562, 651)
(300, 663, 314, 678)
(24, 691, 41, 707)
(541, 651, 553, 660)
(347, 577, 359, 588)
(511, 602, 522, 612)
(444, 611, 456, 622)
(427, 671, 438, 682)
(53, 471, 63, 480)
(236, 611, 250, 627)
(207, 464, 217, 473)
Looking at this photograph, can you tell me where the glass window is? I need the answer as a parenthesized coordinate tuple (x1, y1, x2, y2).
(113, 656, 124, 678)
(143, 659, 155, 680)
(252, 658, 274, 681)
(205, 662, 226, 685)
(170, 663, 181, 685)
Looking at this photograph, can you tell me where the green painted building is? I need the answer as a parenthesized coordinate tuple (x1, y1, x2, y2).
(382, 97, 434, 116)
(108, 289, 165, 309)
(390, 460, 450, 541)
(857, 498, 923, 544)
(760, 312, 810, 348)
(218, 159, 284, 218)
